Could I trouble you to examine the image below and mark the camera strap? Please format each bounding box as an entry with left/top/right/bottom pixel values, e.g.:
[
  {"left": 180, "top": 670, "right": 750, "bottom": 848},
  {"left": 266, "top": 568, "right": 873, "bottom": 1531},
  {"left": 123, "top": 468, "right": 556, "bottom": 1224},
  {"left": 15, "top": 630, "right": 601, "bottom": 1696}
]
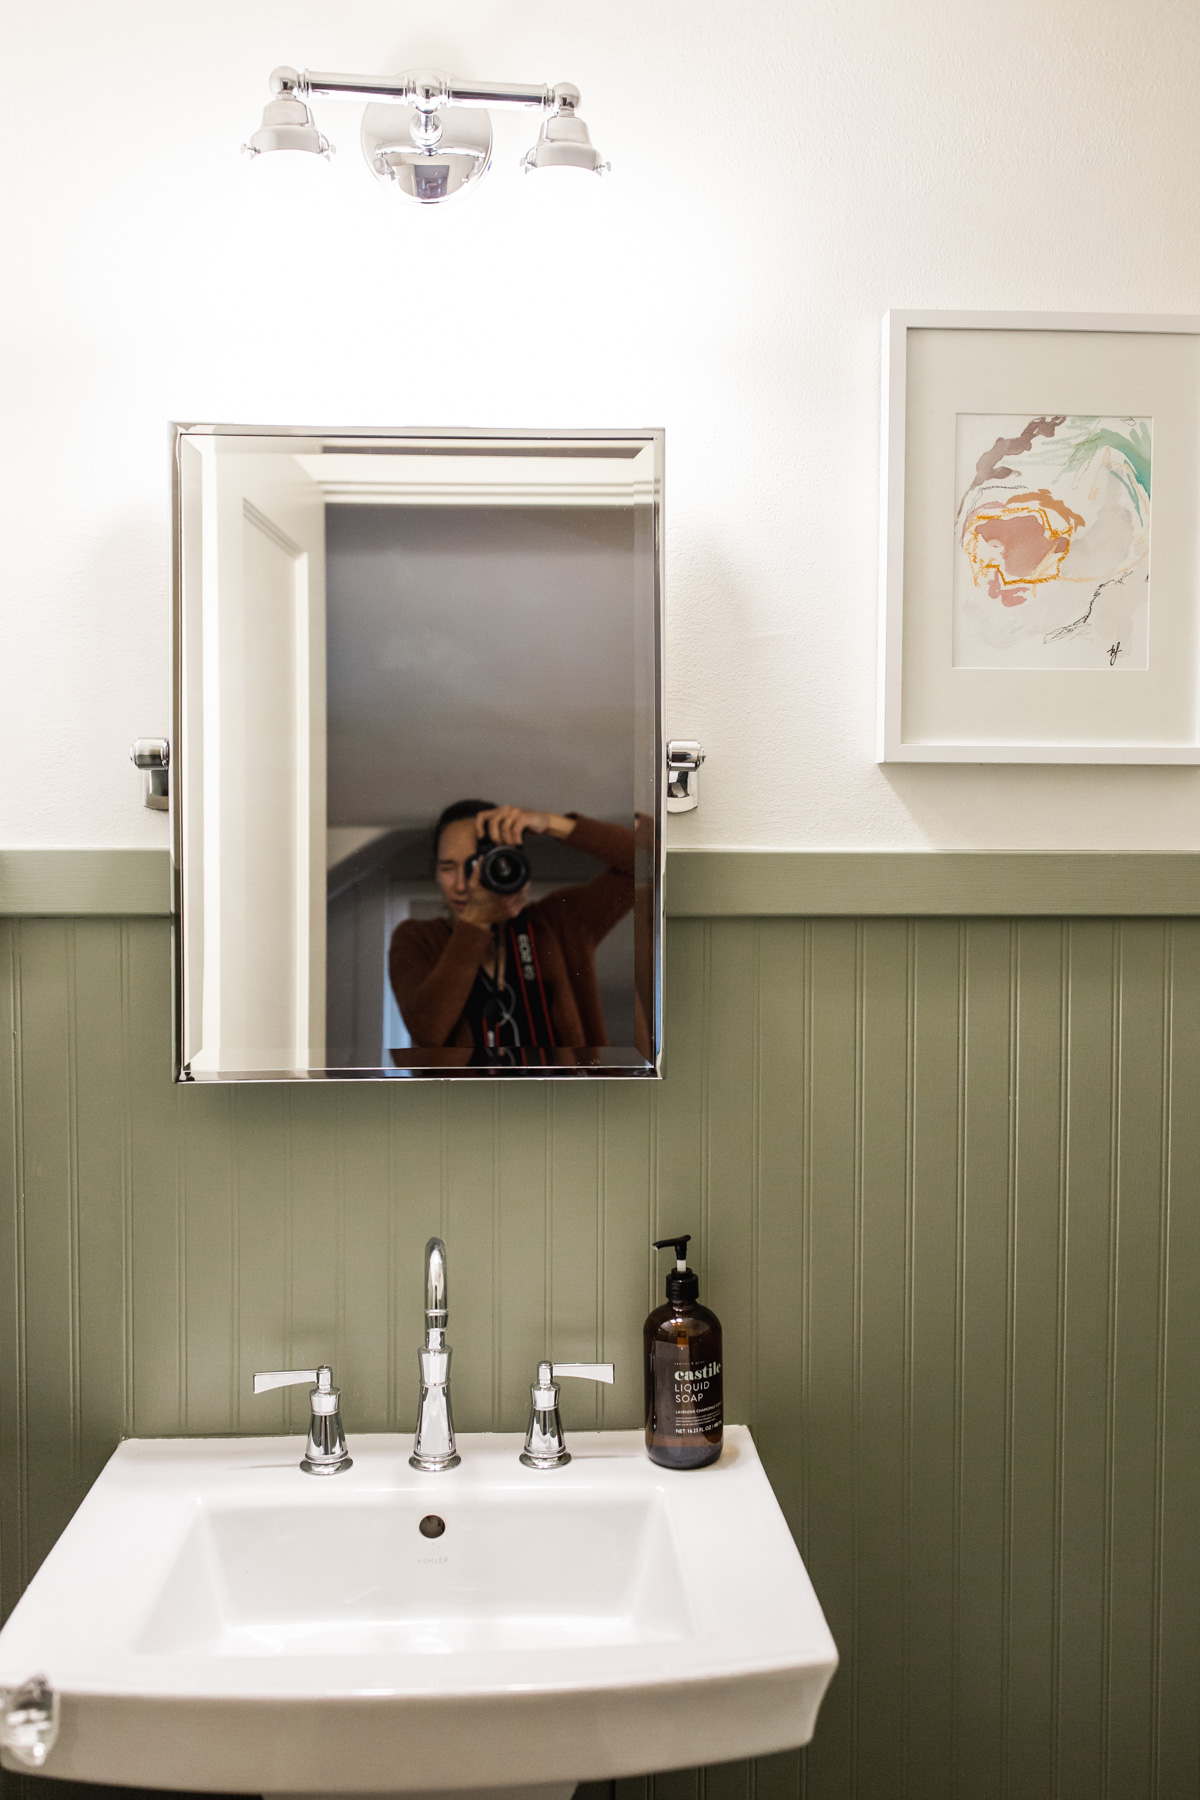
[
  {"left": 505, "top": 913, "right": 556, "bottom": 1051},
  {"left": 472, "top": 912, "right": 556, "bottom": 1059}
]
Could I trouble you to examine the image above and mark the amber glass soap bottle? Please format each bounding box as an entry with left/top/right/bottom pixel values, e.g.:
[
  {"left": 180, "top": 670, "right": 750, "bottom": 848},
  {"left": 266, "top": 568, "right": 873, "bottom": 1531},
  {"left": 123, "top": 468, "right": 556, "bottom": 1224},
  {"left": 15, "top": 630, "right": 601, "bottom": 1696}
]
[{"left": 644, "top": 1233, "right": 723, "bottom": 1469}]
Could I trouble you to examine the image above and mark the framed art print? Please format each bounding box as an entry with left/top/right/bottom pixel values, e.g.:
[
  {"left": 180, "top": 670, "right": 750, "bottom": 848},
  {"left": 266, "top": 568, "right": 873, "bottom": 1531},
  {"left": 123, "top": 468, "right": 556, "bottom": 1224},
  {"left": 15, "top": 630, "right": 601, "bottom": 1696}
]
[{"left": 878, "top": 310, "right": 1200, "bottom": 762}]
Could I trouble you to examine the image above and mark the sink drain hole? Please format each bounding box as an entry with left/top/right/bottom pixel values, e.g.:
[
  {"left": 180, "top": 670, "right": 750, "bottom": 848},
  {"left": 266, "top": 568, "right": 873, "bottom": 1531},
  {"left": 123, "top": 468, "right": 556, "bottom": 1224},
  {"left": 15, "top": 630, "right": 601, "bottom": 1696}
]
[{"left": 418, "top": 1514, "right": 446, "bottom": 1538}]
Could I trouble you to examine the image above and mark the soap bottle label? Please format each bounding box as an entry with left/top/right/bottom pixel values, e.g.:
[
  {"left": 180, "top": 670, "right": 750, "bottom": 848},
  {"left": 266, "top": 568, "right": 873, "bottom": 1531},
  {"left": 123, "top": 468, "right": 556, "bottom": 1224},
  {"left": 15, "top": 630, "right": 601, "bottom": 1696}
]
[{"left": 664, "top": 1349, "right": 722, "bottom": 1438}]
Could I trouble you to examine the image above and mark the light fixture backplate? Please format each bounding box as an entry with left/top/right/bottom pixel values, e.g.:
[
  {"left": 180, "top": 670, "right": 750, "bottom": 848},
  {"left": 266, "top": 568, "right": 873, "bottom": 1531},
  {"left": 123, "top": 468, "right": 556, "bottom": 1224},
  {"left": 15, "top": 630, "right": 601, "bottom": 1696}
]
[{"left": 360, "top": 102, "right": 493, "bottom": 203}]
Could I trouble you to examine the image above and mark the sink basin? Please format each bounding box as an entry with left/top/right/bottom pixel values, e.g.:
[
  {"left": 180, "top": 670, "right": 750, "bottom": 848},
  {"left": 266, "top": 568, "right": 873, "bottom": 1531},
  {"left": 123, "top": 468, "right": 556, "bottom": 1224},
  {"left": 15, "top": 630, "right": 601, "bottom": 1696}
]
[
  {"left": 0, "top": 1427, "right": 836, "bottom": 1796},
  {"left": 140, "top": 1490, "right": 692, "bottom": 1661}
]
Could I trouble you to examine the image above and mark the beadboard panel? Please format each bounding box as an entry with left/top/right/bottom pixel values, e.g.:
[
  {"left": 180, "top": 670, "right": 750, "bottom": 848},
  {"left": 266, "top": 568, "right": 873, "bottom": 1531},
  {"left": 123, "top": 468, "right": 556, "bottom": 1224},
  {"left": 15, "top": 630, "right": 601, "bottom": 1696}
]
[{"left": 3, "top": 916, "right": 1200, "bottom": 1800}]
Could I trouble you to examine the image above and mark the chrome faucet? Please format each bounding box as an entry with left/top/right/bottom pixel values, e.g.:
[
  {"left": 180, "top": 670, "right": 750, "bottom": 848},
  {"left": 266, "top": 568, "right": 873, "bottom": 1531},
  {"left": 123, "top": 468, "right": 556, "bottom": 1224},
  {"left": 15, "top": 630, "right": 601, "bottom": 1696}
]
[
  {"left": 252, "top": 1363, "right": 352, "bottom": 1475},
  {"left": 520, "top": 1361, "right": 615, "bottom": 1469},
  {"left": 410, "top": 1237, "right": 460, "bottom": 1471}
]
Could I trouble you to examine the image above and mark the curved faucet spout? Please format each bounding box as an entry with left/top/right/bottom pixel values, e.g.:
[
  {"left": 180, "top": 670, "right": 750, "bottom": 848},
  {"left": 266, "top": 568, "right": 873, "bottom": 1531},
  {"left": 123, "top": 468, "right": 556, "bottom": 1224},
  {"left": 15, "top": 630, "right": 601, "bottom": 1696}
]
[
  {"left": 411, "top": 1237, "right": 460, "bottom": 1472},
  {"left": 424, "top": 1237, "right": 448, "bottom": 1331}
]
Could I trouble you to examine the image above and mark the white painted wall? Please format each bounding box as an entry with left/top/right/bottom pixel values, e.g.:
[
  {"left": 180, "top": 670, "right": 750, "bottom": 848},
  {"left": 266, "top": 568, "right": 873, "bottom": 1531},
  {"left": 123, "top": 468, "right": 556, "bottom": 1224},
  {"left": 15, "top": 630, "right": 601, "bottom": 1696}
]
[{"left": 6, "top": 0, "right": 1200, "bottom": 851}]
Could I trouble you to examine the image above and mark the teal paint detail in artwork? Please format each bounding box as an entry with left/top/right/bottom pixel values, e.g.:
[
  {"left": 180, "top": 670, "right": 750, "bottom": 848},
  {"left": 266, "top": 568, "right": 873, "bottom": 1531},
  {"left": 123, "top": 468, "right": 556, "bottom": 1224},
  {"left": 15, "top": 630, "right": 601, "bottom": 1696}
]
[{"left": 1061, "top": 418, "right": 1152, "bottom": 510}]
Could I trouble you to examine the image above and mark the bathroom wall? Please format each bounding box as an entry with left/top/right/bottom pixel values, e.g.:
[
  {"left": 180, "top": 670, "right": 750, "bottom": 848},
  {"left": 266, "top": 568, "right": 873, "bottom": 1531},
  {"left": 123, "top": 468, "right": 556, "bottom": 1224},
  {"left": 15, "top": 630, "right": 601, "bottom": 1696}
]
[
  {"left": 7, "top": 5, "right": 1200, "bottom": 1800},
  {"left": 6, "top": 0, "right": 1200, "bottom": 851},
  {"left": 4, "top": 904, "right": 1200, "bottom": 1800}
]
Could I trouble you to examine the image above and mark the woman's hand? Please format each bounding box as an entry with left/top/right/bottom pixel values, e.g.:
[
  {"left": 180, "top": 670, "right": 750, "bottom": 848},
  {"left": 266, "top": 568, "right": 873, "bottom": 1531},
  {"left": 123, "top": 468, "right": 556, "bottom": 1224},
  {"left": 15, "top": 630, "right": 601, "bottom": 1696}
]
[{"left": 475, "top": 805, "right": 576, "bottom": 845}]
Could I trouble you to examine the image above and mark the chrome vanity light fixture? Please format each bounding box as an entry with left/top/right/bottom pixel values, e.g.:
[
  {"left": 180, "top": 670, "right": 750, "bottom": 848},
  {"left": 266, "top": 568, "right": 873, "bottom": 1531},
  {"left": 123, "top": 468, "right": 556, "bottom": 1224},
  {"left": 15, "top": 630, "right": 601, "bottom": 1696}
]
[{"left": 243, "top": 64, "right": 609, "bottom": 203}]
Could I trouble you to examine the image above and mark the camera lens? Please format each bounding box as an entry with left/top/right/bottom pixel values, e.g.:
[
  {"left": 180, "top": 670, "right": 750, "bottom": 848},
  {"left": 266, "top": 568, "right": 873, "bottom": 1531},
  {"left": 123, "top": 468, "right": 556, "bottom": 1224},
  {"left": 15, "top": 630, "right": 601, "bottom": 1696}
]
[{"left": 477, "top": 840, "right": 531, "bottom": 896}]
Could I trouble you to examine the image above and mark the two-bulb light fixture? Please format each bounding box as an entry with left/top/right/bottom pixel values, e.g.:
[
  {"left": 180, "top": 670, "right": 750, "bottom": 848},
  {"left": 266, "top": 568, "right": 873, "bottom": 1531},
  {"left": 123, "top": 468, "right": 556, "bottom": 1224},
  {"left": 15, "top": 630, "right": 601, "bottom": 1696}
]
[{"left": 244, "top": 63, "right": 610, "bottom": 204}]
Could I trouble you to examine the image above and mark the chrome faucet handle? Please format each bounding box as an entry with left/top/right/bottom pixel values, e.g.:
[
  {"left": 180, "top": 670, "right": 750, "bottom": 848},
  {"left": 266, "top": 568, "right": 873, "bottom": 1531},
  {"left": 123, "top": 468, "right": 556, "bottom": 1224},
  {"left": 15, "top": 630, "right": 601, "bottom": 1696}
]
[
  {"left": 252, "top": 1363, "right": 353, "bottom": 1477},
  {"left": 520, "top": 1359, "right": 615, "bottom": 1470},
  {"left": 552, "top": 1362, "right": 615, "bottom": 1385},
  {"left": 253, "top": 1366, "right": 322, "bottom": 1394}
]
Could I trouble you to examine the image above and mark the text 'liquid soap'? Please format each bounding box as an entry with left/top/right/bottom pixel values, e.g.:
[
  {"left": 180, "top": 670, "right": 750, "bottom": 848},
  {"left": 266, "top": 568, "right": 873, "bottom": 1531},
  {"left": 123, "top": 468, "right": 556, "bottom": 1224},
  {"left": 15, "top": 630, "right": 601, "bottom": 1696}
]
[{"left": 644, "top": 1233, "right": 723, "bottom": 1469}]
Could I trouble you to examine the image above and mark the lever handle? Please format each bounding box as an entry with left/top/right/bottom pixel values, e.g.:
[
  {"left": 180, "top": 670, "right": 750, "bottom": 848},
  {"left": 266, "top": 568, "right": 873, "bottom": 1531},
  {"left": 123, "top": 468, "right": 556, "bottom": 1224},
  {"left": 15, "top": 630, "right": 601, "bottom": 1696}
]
[
  {"left": 251, "top": 1368, "right": 338, "bottom": 1411},
  {"left": 523, "top": 1360, "right": 615, "bottom": 1470},
  {"left": 551, "top": 1362, "right": 615, "bottom": 1384},
  {"left": 251, "top": 1360, "right": 345, "bottom": 1447},
  {"left": 253, "top": 1364, "right": 333, "bottom": 1399}
]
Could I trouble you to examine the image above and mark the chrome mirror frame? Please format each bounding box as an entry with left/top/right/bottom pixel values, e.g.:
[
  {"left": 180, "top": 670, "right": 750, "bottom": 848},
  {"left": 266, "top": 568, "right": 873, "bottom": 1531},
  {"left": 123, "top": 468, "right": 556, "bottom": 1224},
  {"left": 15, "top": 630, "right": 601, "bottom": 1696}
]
[{"left": 170, "top": 423, "right": 664, "bottom": 1083}]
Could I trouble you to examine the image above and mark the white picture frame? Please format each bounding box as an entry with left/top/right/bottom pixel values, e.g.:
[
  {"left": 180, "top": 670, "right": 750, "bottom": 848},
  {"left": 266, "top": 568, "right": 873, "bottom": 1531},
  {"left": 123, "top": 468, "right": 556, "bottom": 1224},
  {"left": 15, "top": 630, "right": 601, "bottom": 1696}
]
[{"left": 878, "top": 309, "right": 1200, "bottom": 763}]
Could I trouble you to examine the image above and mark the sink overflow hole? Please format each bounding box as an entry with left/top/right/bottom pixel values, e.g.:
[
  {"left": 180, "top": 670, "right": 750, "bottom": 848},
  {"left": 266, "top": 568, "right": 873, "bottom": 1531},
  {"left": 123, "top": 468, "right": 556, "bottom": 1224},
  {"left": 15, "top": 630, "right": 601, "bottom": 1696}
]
[{"left": 419, "top": 1514, "right": 446, "bottom": 1538}]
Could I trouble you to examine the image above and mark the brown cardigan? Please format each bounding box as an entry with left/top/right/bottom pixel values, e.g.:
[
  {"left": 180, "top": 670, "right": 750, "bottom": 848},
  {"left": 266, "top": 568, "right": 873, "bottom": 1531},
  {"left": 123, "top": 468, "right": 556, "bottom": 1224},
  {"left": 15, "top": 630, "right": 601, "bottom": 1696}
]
[{"left": 388, "top": 816, "right": 638, "bottom": 1051}]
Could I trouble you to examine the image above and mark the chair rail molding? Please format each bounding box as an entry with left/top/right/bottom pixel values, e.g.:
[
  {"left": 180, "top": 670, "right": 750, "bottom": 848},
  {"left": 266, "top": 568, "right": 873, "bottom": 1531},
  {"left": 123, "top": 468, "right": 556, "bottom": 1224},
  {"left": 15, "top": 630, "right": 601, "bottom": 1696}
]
[{"left": 4, "top": 847, "right": 1198, "bottom": 919}]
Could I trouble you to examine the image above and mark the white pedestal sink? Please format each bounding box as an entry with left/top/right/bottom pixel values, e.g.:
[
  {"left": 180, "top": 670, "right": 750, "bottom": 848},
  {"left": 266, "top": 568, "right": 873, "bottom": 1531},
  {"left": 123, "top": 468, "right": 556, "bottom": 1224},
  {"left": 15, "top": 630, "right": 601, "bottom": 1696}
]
[{"left": 0, "top": 1428, "right": 836, "bottom": 1796}]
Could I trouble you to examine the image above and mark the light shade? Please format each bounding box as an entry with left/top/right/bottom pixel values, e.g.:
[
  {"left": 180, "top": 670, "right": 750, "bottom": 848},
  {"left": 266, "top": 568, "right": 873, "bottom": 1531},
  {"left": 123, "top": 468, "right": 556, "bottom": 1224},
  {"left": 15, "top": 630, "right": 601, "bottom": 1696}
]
[
  {"left": 244, "top": 94, "right": 331, "bottom": 158},
  {"left": 521, "top": 95, "right": 609, "bottom": 175}
]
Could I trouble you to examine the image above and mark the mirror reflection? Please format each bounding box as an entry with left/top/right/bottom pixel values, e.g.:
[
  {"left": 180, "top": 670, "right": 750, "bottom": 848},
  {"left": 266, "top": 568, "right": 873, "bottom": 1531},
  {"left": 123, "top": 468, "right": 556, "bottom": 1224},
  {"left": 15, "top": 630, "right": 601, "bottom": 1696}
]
[{"left": 174, "top": 429, "right": 662, "bottom": 1080}]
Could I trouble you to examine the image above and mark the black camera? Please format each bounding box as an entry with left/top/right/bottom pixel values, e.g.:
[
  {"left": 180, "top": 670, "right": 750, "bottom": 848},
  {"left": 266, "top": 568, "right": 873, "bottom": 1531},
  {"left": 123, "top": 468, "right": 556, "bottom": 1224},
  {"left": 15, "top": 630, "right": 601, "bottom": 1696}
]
[{"left": 465, "top": 833, "right": 531, "bottom": 897}]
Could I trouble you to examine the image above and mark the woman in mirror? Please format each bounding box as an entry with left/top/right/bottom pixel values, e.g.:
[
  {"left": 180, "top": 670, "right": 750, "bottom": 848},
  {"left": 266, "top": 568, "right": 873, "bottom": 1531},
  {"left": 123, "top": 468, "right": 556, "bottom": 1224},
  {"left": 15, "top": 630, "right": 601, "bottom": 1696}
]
[{"left": 389, "top": 801, "right": 647, "bottom": 1064}]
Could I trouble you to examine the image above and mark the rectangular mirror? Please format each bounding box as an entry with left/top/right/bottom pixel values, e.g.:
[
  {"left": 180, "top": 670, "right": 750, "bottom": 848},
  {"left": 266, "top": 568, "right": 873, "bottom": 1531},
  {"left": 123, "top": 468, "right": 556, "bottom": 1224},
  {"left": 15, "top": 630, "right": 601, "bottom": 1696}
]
[{"left": 172, "top": 426, "right": 663, "bottom": 1081}]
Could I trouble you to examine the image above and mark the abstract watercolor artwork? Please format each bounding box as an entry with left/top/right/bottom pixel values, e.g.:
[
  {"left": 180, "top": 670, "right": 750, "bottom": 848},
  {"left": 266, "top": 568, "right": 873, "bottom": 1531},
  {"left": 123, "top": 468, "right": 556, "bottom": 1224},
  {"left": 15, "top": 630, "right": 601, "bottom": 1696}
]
[
  {"left": 881, "top": 312, "right": 1200, "bottom": 762},
  {"left": 953, "top": 413, "right": 1152, "bottom": 670}
]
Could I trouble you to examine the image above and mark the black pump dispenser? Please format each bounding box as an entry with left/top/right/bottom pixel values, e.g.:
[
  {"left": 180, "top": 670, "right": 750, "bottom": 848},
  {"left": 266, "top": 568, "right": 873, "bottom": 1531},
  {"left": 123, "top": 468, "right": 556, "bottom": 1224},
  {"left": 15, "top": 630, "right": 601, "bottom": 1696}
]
[
  {"left": 644, "top": 1233, "right": 723, "bottom": 1469},
  {"left": 653, "top": 1234, "right": 700, "bottom": 1305}
]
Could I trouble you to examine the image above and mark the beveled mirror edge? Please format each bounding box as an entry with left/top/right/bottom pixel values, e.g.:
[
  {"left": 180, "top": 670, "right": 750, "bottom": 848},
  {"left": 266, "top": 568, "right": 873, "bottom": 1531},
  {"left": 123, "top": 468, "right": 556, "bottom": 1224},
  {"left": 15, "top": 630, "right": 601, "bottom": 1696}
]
[{"left": 168, "top": 422, "right": 666, "bottom": 1084}]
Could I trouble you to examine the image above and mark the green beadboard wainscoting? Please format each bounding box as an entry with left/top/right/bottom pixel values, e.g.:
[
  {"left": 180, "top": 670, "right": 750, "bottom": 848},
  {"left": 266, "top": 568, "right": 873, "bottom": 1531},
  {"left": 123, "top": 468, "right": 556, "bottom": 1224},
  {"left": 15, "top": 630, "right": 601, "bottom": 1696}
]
[{"left": 4, "top": 885, "right": 1200, "bottom": 1800}]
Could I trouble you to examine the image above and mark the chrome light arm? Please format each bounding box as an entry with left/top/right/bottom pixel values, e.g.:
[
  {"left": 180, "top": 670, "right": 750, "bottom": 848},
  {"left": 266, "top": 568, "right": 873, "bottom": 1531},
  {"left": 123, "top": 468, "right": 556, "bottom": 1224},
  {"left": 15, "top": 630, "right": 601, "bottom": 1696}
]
[
  {"left": 252, "top": 1364, "right": 352, "bottom": 1476},
  {"left": 410, "top": 1238, "right": 460, "bottom": 1472},
  {"left": 299, "top": 69, "right": 555, "bottom": 110},
  {"left": 521, "top": 1360, "right": 615, "bottom": 1470}
]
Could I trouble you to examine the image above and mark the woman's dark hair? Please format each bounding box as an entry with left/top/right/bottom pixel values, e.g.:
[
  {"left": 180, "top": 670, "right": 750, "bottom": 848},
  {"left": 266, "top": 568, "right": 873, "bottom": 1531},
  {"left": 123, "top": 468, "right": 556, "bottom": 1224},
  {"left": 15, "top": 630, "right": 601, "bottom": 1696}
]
[{"left": 432, "top": 799, "right": 495, "bottom": 865}]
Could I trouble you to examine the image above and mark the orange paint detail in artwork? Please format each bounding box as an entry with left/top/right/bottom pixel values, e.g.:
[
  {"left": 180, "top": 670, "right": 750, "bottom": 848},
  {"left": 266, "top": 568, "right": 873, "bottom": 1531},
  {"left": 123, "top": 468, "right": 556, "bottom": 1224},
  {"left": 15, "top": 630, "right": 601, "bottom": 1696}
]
[{"left": 962, "top": 488, "right": 1086, "bottom": 596}]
